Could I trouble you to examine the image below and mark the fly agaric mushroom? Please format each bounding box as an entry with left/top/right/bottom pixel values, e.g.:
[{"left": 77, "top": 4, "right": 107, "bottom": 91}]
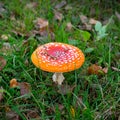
[{"left": 31, "top": 42, "right": 85, "bottom": 85}]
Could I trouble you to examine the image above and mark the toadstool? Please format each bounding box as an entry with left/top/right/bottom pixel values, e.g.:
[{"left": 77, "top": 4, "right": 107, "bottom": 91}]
[{"left": 31, "top": 42, "right": 85, "bottom": 85}]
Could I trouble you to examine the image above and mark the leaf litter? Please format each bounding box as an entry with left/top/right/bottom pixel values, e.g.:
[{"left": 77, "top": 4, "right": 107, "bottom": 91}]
[
  {"left": 33, "top": 18, "right": 55, "bottom": 40},
  {"left": 87, "top": 64, "right": 108, "bottom": 76},
  {"left": 10, "top": 78, "right": 31, "bottom": 96}
]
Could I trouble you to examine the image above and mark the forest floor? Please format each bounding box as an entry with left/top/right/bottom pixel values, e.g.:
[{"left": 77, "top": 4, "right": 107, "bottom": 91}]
[{"left": 0, "top": 0, "right": 120, "bottom": 120}]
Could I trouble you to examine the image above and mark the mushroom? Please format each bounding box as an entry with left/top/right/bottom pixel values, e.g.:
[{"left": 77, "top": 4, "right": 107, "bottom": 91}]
[{"left": 31, "top": 42, "right": 85, "bottom": 85}]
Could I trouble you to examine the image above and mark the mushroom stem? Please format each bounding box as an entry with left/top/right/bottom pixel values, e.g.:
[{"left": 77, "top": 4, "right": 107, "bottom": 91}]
[{"left": 52, "top": 72, "right": 65, "bottom": 85}]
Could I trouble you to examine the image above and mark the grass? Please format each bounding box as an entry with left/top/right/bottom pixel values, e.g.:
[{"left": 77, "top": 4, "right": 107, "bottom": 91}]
[{"left": 0, "top": 0, "right": 120, "bottom": 120}]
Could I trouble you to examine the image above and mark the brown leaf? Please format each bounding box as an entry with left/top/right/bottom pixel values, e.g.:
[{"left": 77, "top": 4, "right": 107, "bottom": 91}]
[
  {"left": 34, "top": 18, "right": 48, "bottom": 30},
  {"left": 58, "top": 84, "right": 76, "bottom": 95},
  {"left": 89, "top": 18, "right": 98, "bottom": 25},
  {"left": 66, "top": 22, "right": 73, "bottom": 31},
  {"left": 0, "top": 86, "right": 4, "bottom": 102},
  {"left": 0, "top": 56, "right": 6, "bottom": 71},
  {"left": 79, "top": 15, "right": 92, "bottom": 30},
  {"left": 19, "top": 82, "right": 31, "bottom": 95},
  {"left": 10, "top": 78, "right": 18, "bottom": 88},
  {"left": 80, "top": 15, "right": 88, "bottom": 24},
  {"left": 25, "top": 2, "right": 38, "bottom": 9},
  {"left": 39, "top": 28, "right": 55, "bottom": 40},
  {"left": 54, "top": 11, "right": 63, "bottom": 21},
  {"left": 55, "top": 0, "right": 67, "bottom": 9},
  {"left": 6, "top": 111, "right": 20, "bottom": 120},
  {"left": 87, "top": 64, "right": 107, "bottom": 75},
  {"left": 33, "top": 18, "right": 55, "bottom": 40},
  {"left": 26, "top": 109, "right": 40, "bottom": 119}
]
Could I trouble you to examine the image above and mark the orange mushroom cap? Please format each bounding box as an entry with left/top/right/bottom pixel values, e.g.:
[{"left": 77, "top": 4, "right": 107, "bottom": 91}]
[{"left": 31, "top": 42, "right": 85, "bottom": 72}]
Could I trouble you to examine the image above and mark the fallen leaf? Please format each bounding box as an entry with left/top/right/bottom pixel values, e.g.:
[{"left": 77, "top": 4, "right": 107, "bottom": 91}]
[
  {"left": 89, "top": 18, "right": 98, "bottom": 25},
  {"left": 19, "top": 82, "right": 31, "bottom": 95},
  {"left": 25, "top": 2, "right": 38, "bottom": 9},
  {"left": 34, "top": 18, "right": 55, "bottom": 40},
  {"left": 80, "top": 15, "right": 88, "bottom": 24},
  {"left": 66, "top": 22, "right": 73, "bottom": 31},
  {"left": 58, "top": 84, "right": 76, "bottom": 95},
  {"left": 55, "top": 0, "right": 67, "bottom": 9},
  {"left": 10, "top": 78, "right": 18, "bottom": 88},
  {"left": 79, "top": 15, "right": 92, "bottom": 30},
  {"left": 54, "top": 11, "right": 63, "bottom": 21},
  {"left": 26, "top": 109, "right": 40, "bottom": 119},
  {"left": 84, "top": 23, "right": 92, "bottom": 30},
  {"left": 87, "top": 64, "right": 107, "bottom": 75},
  {"left": 6, "top": 110, "right": 20, "bottom": 120},
  {"left": 0, "top": 86, "right": 4, "bottom": 102},
  {"left": 34, "top": 18, "right": 48, "bottom": 30},
  {"left": 0, "top": 56, "right": 6, "bottom": 71}
]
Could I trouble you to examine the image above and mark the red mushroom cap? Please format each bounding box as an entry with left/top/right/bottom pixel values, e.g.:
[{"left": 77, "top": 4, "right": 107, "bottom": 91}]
[{"left": 31, "top": 42, "right": 85, "bottom": 72}]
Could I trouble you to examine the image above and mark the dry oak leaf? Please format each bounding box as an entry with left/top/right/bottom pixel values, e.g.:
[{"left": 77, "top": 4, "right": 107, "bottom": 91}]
[
  {"left": 0, "top": 56, "right": 6, "bottom": 71},
  {"left": 88, "top": 64, "right": 108, "bottom": 75}
]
